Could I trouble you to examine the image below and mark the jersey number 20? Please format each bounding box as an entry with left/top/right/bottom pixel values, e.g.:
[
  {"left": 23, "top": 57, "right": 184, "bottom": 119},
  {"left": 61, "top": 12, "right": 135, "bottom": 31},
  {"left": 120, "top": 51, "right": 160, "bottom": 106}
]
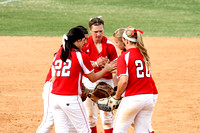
[
  {"left": 135, "top": 60, "right": 150, "bottom": 78},
  {"left": 54, "top": 59, "right": 72, "bottom": 77}
]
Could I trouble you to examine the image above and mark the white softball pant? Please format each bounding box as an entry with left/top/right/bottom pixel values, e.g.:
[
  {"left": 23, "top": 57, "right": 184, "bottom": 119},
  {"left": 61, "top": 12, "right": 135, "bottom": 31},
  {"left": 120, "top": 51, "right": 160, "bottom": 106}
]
[
  {"left": 148, "top": 94, "right": 158, "bottom": 132},
  {"left": 113, "top": 94, "right": 154, "bottom": 133},
  {"left": 82, "top": 77, "right": 114, "bottom": 129},
  {"left": 50, "top": 94, "right": 91, "bottom": 133},
  {"left": 36, "top": 81, "right": 54, "bottom": 133}
]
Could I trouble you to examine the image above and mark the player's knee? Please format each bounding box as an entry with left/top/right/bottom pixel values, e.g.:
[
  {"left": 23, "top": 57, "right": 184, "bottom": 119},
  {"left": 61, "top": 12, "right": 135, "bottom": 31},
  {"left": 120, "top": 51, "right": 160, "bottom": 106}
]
[
  {"left": 103, "top": 122, "right": 113, "bottom": 129},
  {"left": 89, "top": 121, "right": 96, "bottom": 128},
  {"left": 88, "top": 117, "right": 97, "bottom": 127}
]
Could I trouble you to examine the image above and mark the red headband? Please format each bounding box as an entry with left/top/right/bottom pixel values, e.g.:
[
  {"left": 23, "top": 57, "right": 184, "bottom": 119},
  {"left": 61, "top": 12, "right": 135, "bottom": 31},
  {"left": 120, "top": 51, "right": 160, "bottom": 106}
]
[{"left": 132, "top": 29, "right": 144, "bottom": 35}]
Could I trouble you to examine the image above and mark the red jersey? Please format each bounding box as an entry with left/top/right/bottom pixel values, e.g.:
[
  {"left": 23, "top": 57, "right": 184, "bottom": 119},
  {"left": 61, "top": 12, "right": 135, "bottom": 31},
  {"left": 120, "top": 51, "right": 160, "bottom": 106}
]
[
  {"left": 121, "top": 49, "right": 127, "bottom": 55},
  {"left": 117, "top": 48, "right": 155, "bottom": 97},
  {"left": 51, "top": 47, "right": 94, "bottom": 95},
  {"left": 82, "top": 36, "right": 118, "bottom": 79}
]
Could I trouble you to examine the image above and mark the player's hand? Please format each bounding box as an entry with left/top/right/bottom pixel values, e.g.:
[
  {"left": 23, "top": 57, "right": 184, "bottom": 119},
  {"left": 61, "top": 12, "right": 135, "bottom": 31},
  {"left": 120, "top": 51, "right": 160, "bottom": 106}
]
[
  {"left": 111, "top": 69, "right": 117, "bottom": 74},
  {"left": 96, "top": 56, "right": 109, "bottom": 68},
  {"left": 104, "top": 61, "right": 117, "bottom": 73},
  {"left": 110, "top": 60, "right": 117, "bottom": 73}
]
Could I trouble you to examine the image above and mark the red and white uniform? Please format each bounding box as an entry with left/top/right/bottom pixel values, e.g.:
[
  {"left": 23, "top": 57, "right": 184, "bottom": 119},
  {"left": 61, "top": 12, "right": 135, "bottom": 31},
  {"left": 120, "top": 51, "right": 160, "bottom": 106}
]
[
  {"left": 120, "top": 48, "right": 158, "bottom": 132},
  {"left": 82, "top": 36, "right": 118, "bottom": 131},
  {"left": 50, "top": 47, "right": 93, "bottom": 133},
  {"left": 113, "top": 48, "right": 155, "bottom": 133},
  {"left": 82, "top": 36, "right": 118, "bottom": 79}
]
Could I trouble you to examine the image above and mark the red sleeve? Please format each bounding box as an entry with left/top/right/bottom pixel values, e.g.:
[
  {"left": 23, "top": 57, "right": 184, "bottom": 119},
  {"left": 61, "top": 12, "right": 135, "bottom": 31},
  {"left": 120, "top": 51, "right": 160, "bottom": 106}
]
[
  {"left": 81, "top": 52, "right": 94, "bottom": 74},
  {"left": 107, "top": 43, "right": 118, "bottom": 62}
]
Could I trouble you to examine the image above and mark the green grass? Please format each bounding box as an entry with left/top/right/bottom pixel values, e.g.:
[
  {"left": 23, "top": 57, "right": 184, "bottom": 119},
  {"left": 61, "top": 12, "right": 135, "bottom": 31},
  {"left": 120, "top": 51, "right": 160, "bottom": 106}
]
[{"left": 0, "top": 0, "right": 199, "bottom": 37}]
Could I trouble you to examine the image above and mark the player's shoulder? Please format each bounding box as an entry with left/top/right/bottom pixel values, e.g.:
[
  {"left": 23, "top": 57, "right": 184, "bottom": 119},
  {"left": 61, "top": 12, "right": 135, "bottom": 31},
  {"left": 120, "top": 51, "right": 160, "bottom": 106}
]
[
  {"left": 130, "top": 48, "right": 143, "bottom": 58},
  {"left": 118, "top": 51, "right": 126, "bottom": 59},
  {"left": 107, "top": 39, "right": 114, "bottom": 45},
  {"left": 105, "top": 39, "right": 117, "bottom": 52},
  {"left": 106, "top": 39, "right": 116, "bottom": 47},
  {"left": 54, "top": 47, "right": 63, "bottom": 60},
  {"left": 102, "top": 36, "right": 114, "bottom": 46},
  {"left": 55, "top": 47, "right": 63, "bottom": 56},
  {"left": 78, "top": 50, "right": 90, "bottom": 59},
  {"left": 118, "top": 50, "right": 131, "bottom": 62}
]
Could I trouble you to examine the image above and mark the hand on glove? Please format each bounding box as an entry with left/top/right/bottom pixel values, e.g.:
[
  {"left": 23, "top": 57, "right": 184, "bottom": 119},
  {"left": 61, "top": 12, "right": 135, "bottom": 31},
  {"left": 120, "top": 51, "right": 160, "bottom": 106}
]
[{"left": 97, "top": 96, "right": 121, "bottom": 112}]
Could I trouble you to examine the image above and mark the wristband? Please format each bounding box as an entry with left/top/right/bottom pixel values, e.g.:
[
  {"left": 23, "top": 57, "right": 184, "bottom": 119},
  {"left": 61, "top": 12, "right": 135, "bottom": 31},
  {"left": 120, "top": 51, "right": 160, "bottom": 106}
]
[{"left": 95, "top": 62, "right": 99, "bottom": 68}]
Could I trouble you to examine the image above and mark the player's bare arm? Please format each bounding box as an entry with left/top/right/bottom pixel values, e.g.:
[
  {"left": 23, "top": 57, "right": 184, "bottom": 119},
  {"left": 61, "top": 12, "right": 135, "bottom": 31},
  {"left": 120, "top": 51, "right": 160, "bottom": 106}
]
[
  {"left": 92, "top": 56, "right": 109, "bottom": 68},
  {"left": 86, "top": 61, "right": 117, "bottom": 82}
]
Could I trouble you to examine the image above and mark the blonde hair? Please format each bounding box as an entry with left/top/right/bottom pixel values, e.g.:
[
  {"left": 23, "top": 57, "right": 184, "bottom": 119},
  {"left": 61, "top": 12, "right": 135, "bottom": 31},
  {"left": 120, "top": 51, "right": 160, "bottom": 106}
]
[
  {"left": 124, "top": 26, "right": 151, "bottom": 69},
  {"left": 113, "top": 28, "right": 125, "bottom": 41}
]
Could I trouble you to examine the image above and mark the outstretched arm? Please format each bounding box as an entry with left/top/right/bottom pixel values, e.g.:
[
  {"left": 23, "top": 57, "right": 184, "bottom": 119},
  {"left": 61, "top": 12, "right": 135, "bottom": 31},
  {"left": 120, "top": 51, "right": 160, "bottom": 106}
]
[{"left": 86, "top": 61, "right": 117, "bottom": 82}]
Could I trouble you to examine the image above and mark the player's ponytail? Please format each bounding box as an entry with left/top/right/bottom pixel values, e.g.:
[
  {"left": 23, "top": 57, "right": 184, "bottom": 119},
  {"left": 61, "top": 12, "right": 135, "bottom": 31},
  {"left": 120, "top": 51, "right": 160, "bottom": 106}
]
[
  {"left": 124, "top": 26, "right": 151, "bottom": 69},
  {"left": 61, "top": 27, "right": 85, "bottom": 62}
]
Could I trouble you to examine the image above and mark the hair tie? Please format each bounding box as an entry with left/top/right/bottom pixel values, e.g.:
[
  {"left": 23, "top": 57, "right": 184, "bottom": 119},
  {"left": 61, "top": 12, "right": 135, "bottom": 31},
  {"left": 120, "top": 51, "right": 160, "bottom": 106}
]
[
  {"left": 62, "top": 34, "right": 68, "bottom": 51},
  {"left": 89, "top": 17, "right": 93, "bottom": 21},
  {"left": 132, "top": 29, "right": 144, "bottom": 35},
  {"left": 132, "top": 29, "right": 137, "bottom": 36},
  {"left": 137, "top": 30, "right": 144, "bottom": 34}
]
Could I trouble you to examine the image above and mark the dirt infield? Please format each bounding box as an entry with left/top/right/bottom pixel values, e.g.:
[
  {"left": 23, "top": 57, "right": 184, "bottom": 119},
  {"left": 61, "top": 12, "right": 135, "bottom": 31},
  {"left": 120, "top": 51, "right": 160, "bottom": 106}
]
[{"left": 0, "top": 36, "right": 199, "bottom": 133}]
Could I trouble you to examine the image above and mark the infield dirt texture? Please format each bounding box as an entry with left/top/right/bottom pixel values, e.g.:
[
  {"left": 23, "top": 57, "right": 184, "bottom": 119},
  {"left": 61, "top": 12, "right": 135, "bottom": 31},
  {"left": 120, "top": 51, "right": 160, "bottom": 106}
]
[
  {"left": 1, "top": 0, "right": 200, "bottom": 132},
  {"left": 0, "top": 36, "right": 199, "bottom": 133}
]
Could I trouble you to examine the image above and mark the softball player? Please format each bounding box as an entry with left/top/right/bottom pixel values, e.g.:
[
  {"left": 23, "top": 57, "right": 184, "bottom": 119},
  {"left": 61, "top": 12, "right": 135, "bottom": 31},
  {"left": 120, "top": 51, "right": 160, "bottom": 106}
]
[
  {"left": 81, "top": 16, "right": 118, "bottom": 133},
  {"left": 113, "top": 28, "right": 158, "bottom": 133},
  {"left": 50, "top": 27, "right": 116, "bottom": 133},
  {"left": 112, "top": 26, "right": 156, "bottom": 133},
  {"left": 36, "top": 26, "right": 89, "bottom": 133}
]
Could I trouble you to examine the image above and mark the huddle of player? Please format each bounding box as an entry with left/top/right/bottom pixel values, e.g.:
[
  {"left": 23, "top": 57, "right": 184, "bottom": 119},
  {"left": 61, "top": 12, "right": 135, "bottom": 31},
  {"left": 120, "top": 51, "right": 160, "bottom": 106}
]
[{"left": 36, "top": 16, "right": 158, "bottom": 133}]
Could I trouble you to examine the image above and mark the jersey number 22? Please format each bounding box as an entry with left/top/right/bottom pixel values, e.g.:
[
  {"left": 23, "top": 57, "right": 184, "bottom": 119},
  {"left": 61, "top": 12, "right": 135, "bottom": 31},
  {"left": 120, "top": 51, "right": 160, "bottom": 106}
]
[{"left": 54, "top": 59, "right": 72, "bottom": 77}]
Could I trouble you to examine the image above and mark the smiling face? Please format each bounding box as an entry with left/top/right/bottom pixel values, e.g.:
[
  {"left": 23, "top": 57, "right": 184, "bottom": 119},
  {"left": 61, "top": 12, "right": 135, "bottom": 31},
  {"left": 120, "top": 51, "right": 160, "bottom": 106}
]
[{"left": 89, "top": 24, "right": 104, "bottom": 43}]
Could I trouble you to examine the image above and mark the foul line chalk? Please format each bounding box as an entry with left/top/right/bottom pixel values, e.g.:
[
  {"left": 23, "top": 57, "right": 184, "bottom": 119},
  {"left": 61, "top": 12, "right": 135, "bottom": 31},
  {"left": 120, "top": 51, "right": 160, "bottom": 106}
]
[{"left": 0, "top": 0, "right": 19, "bottom": 4}]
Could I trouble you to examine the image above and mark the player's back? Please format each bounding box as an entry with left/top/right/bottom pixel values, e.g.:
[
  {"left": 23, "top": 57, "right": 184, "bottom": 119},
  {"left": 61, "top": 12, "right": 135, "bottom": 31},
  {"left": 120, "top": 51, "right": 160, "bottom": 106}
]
[
  {"left": 51, "top": 49, "right": 90, "bottom": 95},
  {"left": 117, "top": 47, "right": 153, "bottom": 97}
]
